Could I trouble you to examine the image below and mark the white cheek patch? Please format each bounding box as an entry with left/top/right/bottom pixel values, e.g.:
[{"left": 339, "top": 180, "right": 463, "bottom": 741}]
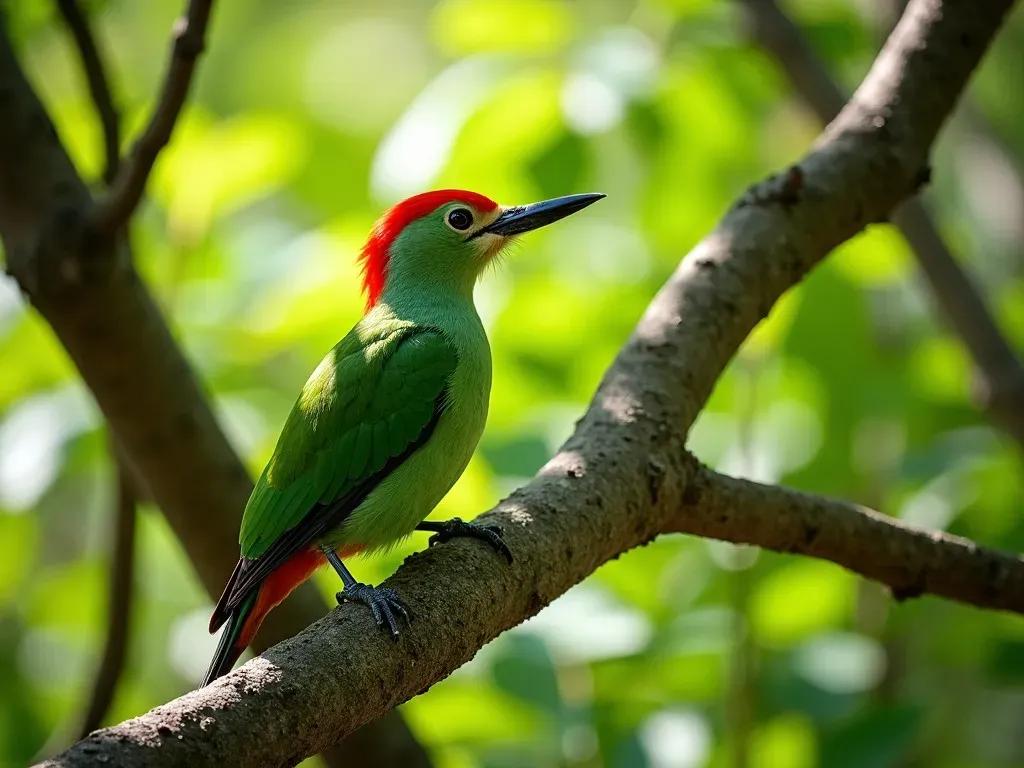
[{"left": 471, "top": 231, "right": 509, "bottom": 259}]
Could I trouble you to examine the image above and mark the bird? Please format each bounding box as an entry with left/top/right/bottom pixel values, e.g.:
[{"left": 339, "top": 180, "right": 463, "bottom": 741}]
[{"left": 201, "top": 189, "right": 604, "bottom": 686}]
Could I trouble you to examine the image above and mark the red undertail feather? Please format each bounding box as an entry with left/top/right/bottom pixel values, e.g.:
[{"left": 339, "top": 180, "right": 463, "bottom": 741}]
[
  {"left": 358, "top": 189, "right": 498, "bottom": 310},
  {"left": 203, "top": 544, "right": 369, "bottom": 686},
  {"left": 202, "top": 547, "right": 324, "bottom": 686},
  {"left": 236, "top": 548, "right": 325, "bottom": 650}
]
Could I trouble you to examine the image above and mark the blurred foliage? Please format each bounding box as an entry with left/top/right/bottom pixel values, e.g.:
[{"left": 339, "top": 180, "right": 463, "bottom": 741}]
[{"left": 1, "top": 0, "right": 1023, "bottom": 766}]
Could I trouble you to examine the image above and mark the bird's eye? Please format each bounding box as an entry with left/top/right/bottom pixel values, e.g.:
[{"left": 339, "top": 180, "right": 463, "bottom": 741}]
[{"left": 447, "top": 208, "right": 473, "bottom": 231}]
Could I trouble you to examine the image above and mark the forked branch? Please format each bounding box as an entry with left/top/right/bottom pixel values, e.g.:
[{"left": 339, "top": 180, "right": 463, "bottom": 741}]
[{"left": 90, "top": 0, "right": 214, "bottom": 231}]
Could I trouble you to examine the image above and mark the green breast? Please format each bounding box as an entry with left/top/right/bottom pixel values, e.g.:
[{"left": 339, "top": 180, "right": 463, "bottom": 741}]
[{"left": 324, "top": 293, "right": 492, "bottom": 551}]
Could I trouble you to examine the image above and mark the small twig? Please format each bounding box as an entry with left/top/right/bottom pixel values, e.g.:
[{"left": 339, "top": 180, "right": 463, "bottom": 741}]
[
  {"left": 78, "top": 451, "right": 138, "bottom": 738},
  {"left": 54, "top": 0, "right": 119, "bottom": 183},
  {"left": 738, "top": 0, "right": 845, "bottom": 119},
  {"left": 91, "top": 0, "right": 214, "bottom": 232},
  {"left": 737, "top": 0, "right": 1024, "bottom": 449},
  {"left": 28, "top": 450, "right": 137, "bottom": 762}
]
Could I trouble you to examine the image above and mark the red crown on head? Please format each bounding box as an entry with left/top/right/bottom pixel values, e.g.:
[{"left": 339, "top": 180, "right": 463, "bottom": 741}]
[{"left": 358, "top": 190, "right": 499, "bottom": 310}]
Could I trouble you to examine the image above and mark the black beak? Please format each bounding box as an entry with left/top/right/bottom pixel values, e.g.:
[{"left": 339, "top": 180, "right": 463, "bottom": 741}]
[{"left": 473, "top": 193, "right": 605, "bottom": 238}]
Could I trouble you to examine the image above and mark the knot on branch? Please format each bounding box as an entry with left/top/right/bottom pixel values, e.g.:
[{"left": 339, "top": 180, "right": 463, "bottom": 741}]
[
  {"left": 172, "top": 15, "right": 207, "bottom": 59},
  {"left": 889, "top": 579, "right": 927, "bottom": 602},
  {"left": 736, "top": 164, "right": 805, "bottom": 210},
  {"left": 26, "top": 202, "right": 126, "bottom": 296}
]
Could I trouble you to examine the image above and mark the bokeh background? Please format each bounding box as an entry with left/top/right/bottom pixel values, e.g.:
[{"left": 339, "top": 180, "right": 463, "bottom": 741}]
[{"left": 1, "top": 0, "right": 1023, "bottom": 766}]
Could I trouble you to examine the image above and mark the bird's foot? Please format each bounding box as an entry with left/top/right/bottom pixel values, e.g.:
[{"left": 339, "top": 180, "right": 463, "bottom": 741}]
[
  {"left": 336, "top": 583, "right": 410, "bottom": 642},
  {"left": 420, "top": 517, "right": 513, "bottom": 564}
]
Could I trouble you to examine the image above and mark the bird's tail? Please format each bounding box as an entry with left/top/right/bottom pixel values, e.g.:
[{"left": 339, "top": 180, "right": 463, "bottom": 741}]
[
  {"left": 201, "top": 549, "right": 326, "bottom": 687},
  {"left": 201, "top": 590, "right": 259, "bottom": 687}
]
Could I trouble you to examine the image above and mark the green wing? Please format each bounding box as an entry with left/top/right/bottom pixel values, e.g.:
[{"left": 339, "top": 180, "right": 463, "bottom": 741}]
[{"left": 212, "top": 321, "right": 457, "bottom": 624}]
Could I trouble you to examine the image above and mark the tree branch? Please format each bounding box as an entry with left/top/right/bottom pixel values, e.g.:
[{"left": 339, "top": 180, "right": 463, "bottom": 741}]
[
  {"left": 0, "top": 11, "right": 430, "bottom": 767},
  {"left": 35, "top": 0, "right": 1021, "bottom": 764},
  {"left": 737, "top": 0, "right": 1024, "bottom": 449},
  {"left": 90, "top": 0, "right": 213, "bottom": 231},
  {"left": 30, "top": 449, "right": 139, "bottom": 761},
  {"left": 54, "top": 0, "right": 119, "bottom": 184},
  {"left": 77, "top": 451, "right": 138, "bottom": 738},
  {"left": 678, "top": 465, "right": 1024, "bottom": 611}
]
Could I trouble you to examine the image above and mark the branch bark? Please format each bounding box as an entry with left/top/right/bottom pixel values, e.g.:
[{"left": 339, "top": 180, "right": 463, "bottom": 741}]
[
  {"left": 35, "top": 0, "right": 1022, "bottom": 765},
  {"left": 679, "top": 466, "right": 1024, "bottom": 610},
  {"left": 737, "top": 0, "right": 1024, "bottom": 449},
  {"left": 0, "top": 8, "right": 430, "bottom": 767}
]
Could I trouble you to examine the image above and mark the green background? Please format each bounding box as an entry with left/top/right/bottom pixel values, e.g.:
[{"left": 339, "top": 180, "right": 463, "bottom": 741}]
[{"left": 1, "top": 0, "right": 1022, "bottom": 766}]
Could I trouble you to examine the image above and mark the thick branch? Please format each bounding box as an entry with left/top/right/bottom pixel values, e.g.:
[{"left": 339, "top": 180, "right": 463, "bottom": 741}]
[
  {"left": 90, "top": 0, "right": 213, "bottom": 231},
  {"left": 36, "top": 1, "right": 1021, "bottom": 765},
  {"left": 677, "top": 465, "right": 1024, "bottom": 612},
  {"left": 738, "top": 0, "right": 1024, "bottom": 448},
  {"left": 54, "top": 0, "right": 119, "bottom": 183},
  {"left": 0, "top": 14, "right": 429, "bottom": 767}
]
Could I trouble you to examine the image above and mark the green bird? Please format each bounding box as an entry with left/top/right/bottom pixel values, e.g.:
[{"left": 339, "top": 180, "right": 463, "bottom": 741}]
[{"left": 203, "top": 189, "right": 604, "bottom": 685}]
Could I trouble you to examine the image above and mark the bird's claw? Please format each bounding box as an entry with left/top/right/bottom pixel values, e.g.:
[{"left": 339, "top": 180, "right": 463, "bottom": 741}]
[
  {"left": 427, "top": 517, "right": 513, "bottom": 564},
  {"left": 336, "top": 583, "right": 410, "bottom": 642}
]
